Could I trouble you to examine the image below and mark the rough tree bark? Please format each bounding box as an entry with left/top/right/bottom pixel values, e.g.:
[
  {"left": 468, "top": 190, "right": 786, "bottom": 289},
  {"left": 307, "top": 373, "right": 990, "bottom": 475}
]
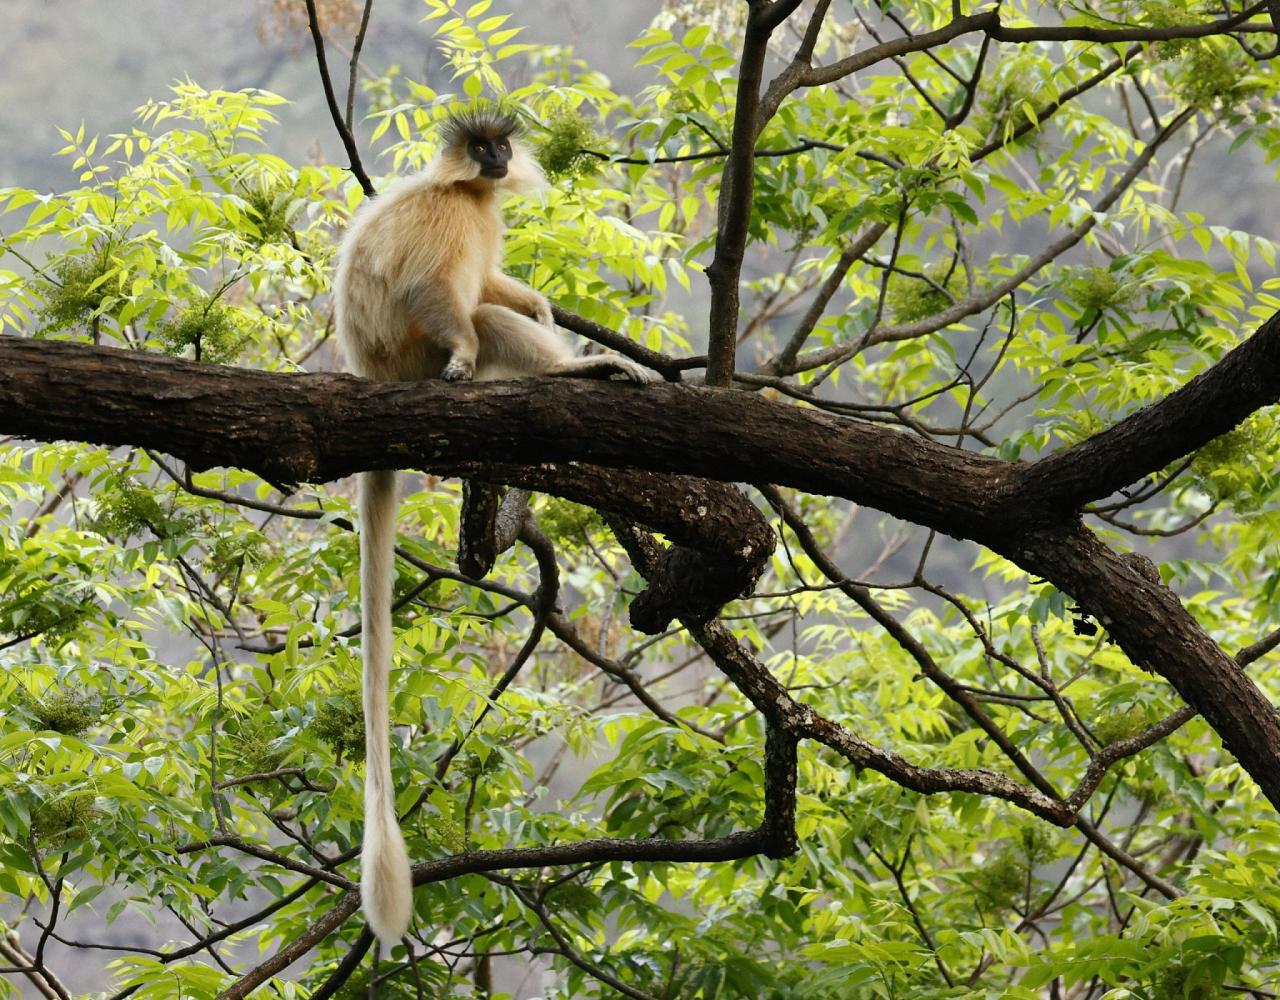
[{"left": 1, "top": 325, "right": 1279, "bottom": 809}]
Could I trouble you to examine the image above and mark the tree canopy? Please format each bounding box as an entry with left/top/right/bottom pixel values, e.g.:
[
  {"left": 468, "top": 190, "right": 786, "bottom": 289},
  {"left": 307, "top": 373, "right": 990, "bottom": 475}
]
[{"left": 2, "top": 0, "right": 1280, "bottom": 997}]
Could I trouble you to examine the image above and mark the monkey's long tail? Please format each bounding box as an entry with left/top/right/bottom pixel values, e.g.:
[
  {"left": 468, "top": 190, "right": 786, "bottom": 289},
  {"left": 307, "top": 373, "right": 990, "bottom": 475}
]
[{"left": 359, "top": 468, "right": 413, "bottom": 946}]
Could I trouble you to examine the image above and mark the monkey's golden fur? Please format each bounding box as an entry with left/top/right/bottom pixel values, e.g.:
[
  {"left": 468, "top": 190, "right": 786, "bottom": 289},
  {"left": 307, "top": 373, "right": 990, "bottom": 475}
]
[
  {"left": 335, "top": 107, "right": 652, "bottom": 947},
  {"left": 336, "top": 119, "right": 559, "bottom": 382}
]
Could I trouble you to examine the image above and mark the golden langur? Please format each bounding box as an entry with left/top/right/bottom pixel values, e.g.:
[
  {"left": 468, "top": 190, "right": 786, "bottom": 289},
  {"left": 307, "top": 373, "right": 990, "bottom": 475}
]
[{"left": 334, "top": 106, "right": 653, "bottom": 946}]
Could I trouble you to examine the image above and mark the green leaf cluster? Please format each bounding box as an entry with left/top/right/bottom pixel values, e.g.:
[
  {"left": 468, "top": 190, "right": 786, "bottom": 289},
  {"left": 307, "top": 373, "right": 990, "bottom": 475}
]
[{"left": 1, "top": 0, "right": 1280, "bottom": 996}]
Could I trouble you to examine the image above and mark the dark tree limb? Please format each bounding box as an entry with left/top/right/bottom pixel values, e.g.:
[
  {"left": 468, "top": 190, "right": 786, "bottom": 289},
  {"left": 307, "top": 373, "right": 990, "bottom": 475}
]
[
  {"left": 1019, "top": 310, "right": 1280, "bottom": 513},
  {"left": 704, "top": 6, "right": 777, "bottom": 386},
  {"left": 457, "top": 482, "right": 529, "bottom": 578},
  {"left": 0, "top": 338, "right": 1007, "bottom": 533},
  {"left": 1011, "top": 526, "right": 1280, "bottom": 824},
  {"left": 551, "top": 306, "right": 697, "bottom": 382},
  {"left": 3, "top": 331, "right": 1280, "bottom": 810},
  {"left": 213, "top": 893, "right": 361, "bottom": 1000},
  {"left": 461, "top": 463, "right": 775, "bottom": 632},
  {"left": 308, "top": 928, "right": 375, "bottom": 1000},
  {"left": 3, "top": 329, "right": 1278, "bottom": 545}
]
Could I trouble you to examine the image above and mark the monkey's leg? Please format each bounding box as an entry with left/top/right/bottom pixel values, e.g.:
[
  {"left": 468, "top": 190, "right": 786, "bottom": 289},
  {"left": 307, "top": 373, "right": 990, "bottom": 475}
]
[
  {"left": 473, "top": 304, "right": 656, "bottom": 382},
  {"left": 406, "top": 290, "right": 479, "bottom": 381},
  {"left": 473, "top": 304, "right": 572, "bottom": 378}
]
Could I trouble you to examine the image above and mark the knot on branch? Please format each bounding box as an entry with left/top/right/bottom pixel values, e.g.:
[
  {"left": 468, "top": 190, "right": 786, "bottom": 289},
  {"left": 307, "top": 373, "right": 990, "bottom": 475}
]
[
  {"left": 602, "top": 487, "right": 775, "bottom": 635},
  {"left": 453, "top": 463, "right": 774, "bottom": 633},
  {"left": 625, "top": 518, "right": 774, "bottom": 634}
]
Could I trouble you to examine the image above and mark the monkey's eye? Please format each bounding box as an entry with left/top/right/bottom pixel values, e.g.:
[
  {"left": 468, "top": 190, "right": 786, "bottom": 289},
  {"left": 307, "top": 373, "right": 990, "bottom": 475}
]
[
  {"left": 497, "top": 140, "right": 509, "bottom": 152},
  {"left": 473, "top": 143, "right": 485, "bottom": 154}
]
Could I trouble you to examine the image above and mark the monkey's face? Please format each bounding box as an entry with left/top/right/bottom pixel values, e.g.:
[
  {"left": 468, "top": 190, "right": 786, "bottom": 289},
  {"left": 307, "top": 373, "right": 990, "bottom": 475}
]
[
  {"left": 435, "top": 108, "right": 544, "bottom": 192},
  {"left": 467, "top": 134, "right": 514, "bottom": 179}
]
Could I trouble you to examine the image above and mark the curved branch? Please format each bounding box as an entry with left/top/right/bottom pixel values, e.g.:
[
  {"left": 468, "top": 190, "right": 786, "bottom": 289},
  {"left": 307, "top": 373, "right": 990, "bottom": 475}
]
[
  {"left": 550, "top": 305, "right": 695, "bottom": 380},
  {"left": 1020, "top": 310, "right": 1280, "bottom": 512},
  {"left": 213, "top": 893, "right": 360, "bottom": 1000}
]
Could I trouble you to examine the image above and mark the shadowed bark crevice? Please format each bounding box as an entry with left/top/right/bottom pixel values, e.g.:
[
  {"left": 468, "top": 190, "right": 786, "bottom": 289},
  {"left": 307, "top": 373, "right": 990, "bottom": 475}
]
[{"left": 458, "top": 464, "right": 775, "bottom": 633}]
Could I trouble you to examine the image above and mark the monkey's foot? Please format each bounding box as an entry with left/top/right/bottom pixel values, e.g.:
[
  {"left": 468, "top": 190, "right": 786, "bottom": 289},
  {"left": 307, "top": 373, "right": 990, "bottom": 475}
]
[
  {"left": 607, "top": 358, "right": 660, "bottom": 383},
  {"left": 441, "top": 358, "right": 475, "bottom": 381}
]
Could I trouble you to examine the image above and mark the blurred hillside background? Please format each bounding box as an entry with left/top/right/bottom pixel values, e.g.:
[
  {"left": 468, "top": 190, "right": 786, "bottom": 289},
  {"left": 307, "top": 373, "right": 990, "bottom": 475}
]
[{"left": 0, "top": 0, "right": 653, "bottom": 192}]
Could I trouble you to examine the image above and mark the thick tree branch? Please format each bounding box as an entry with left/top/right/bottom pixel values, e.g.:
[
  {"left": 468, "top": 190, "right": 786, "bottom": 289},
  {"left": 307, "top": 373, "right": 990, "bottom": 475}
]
[
  {"left": 1019, "top": 310, "right": 1280, "bottom": 512},
  {"left": 4, "top": 329, "right": 1280, "bottom": 541},
  {"left": 4, "top": 332, "right": 1280, "bottom": 811},
  {"left": 0, "top": 339, "right": 1009, "bottom": 535}
]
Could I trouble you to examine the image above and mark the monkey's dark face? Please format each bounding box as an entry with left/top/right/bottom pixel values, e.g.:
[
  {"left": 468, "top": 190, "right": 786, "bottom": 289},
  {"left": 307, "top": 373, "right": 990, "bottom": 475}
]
[
  {"left": 467, "top": 133, "right": 514, "bottom": 178},
  {"left": 438, "top": 107, "right": 526, "bottom": 183}
]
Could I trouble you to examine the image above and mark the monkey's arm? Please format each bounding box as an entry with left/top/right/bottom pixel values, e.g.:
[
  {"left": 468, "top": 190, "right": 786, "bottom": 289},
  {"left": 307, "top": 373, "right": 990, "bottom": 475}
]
[{"left": 481, "top": 272, "right": 554, "bottom": 329}]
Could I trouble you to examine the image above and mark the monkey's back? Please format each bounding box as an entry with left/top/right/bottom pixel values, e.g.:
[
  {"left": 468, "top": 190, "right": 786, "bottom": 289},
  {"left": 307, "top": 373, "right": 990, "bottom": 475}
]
[{"left": 335, "top": 175, "right": 503, "bottom": 381}]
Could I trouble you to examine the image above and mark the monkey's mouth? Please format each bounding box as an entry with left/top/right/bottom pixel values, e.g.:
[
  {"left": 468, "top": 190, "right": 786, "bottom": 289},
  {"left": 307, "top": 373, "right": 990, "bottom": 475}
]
[{"left": 479, "top": 166, "right": 508, "bottom": 179}]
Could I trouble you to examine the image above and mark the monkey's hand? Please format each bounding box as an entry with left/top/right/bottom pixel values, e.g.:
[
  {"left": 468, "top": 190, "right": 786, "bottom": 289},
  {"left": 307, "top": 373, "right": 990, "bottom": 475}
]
[{"left": 441, "top": 357, "right": 475, "bottom": 381}]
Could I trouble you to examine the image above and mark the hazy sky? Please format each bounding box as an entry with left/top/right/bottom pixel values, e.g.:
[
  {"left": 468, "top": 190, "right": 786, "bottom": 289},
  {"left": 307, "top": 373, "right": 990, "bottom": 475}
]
[{"left": 2, "top": 0, "right": 655, "bottom": 189}]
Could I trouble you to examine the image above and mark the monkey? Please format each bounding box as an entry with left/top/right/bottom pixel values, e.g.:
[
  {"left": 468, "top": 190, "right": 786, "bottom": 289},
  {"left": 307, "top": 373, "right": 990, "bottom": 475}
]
[{"left": 334, "top": 105, "right": 654, "bottom": 947}]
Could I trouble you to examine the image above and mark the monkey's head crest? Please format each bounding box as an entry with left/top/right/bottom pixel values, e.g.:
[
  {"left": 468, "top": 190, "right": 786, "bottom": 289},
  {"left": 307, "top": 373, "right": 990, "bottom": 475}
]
[
  {"left": 431, "top": 102, "right": 545, "bottom": 192},
  {"left": 438, "top": 104, "right": 523, "bottom": 146}
]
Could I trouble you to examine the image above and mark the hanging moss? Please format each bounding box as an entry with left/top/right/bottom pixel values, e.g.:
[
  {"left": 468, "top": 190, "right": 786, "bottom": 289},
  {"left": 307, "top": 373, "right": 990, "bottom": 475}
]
[
  {"left": 1091, "top": 702, "right": 1150, "bottom": 745},
  {"left": 31, "top": 792, "right": 103, "bottom": 843},
  {"left": 1174, "top": 39, "right": 1261, "bottom": 111},
  {"left": 311, "top": 693, "right": 366, "bottom": 762},
  {"left": 1064, "top": 265, "right": 1137, "bottom": 315},
  {"left": 0, "top": 573, "right": 101, "bottom": 644},
  {"left": 21, "top": 686, "right": 105, "bottom": 736},
  {"left": 229, "top": 718, "right": 289, "bottom": 775},
  {"left": 969, "top": 825, "right": 1056, "bottom": 912},
  {"left": 244, "top": 184, "right": 295, "bottom": 246},
  {"left": 883, "top": 263, "right": 966, "bottom": 324},
  {"left": 90, "top": 479, "right": 168, "bottom": 541},
  {"left": 1151, "top": 962, "right": 1228, "bottom": 1000}
]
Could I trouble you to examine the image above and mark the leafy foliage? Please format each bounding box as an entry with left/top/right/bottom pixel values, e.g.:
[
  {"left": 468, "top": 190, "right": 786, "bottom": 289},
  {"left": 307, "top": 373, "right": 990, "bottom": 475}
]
[{"left": 1, "top": 0, "right": 1280, "bottom": 997}]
